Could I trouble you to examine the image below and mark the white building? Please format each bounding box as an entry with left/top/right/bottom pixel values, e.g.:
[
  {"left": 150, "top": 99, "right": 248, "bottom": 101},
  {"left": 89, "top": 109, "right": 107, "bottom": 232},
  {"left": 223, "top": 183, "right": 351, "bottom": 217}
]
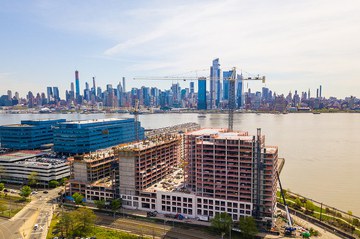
[{"left": 0, "top": 150, "right": 70, "bottom": 185}]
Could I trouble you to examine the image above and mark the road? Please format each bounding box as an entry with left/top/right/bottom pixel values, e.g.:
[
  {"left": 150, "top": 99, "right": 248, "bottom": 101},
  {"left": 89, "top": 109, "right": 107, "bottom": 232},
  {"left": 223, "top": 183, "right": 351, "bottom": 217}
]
[{"left": 0, "top": 188, "right": 61, "bottom": 239}]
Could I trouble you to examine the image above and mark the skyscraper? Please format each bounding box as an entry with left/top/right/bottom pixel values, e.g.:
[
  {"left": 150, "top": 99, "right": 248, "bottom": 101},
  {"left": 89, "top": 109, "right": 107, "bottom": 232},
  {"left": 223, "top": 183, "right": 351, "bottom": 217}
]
[
  {"left": 47, "top": 87, "right": 53, "bottom": 102},
  {"left": 122, "top": 77, "right": 126, "bottom": 92},
  {"left": 210, "top": 58, "right": 220, "bottom": 109},
  {"left": 223, "top": 71, "right": 232, "bottom": 100},
  {"left": 236, "top": 74, "right": 244, "bottom": 108},
  {"left": 75, "top": 70, "right": 80, "bottom": 98},
  {"left": 197, "top": 78, "right": 207, "bottom": 110},
  {"left": 319, "top": 85, "right": 322, "bottom": 98},
  {"left": 92, "top": 77, "right": 96, "bottom": 91},
  {"left": 53, "top": 87, "right": 60, "bottom": 101},
  {"left": 190, "top": 82, "right": 194, "bottom": 94}
]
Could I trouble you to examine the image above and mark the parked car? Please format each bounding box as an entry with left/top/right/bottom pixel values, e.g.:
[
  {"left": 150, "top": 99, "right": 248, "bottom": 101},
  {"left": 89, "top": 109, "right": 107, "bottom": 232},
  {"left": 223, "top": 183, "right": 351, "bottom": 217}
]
[{"left": 147, "top": 211, "right": 158, "bottom": 217}]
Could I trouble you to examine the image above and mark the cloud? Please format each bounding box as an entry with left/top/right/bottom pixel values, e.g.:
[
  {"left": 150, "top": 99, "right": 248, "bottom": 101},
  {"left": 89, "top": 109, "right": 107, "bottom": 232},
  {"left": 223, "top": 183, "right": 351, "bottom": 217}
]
[{"left": 2, "top": 0, "right": 360, "bottom": 98}]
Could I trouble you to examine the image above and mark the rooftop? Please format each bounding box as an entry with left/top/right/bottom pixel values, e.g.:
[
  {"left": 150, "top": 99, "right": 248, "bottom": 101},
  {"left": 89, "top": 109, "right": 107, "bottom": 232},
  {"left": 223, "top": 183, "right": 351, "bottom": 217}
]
[
  {"left": 91, "top": 176, "right": 113, "bottom": 188},
  {"left": 73, "top": 147, "right": 115, "bottom": 162},
  {"left": 0, "top": 150, "right": 43, "bottom": 162},
  {"left": 143, "top": 168, "right": 186, "bottom": 193},
  {"left": 189, "top": 128, "right": 252, "bottom": 140},
  {"left": 16, "top": 157, "right": 69, "bottom": 167},
  {"left": 0, "top": 124, "right": 34, "bottom": 128},
  {"left": 61, "top": 118, "right": 130, "bottom": 125},
  {"left": 116, "top": 135, "right": 179, "bottom": 152},
  {"left": 264, "top": 146, "right": 278, "bottom": 154},
  {"left": 0, "top": 150, "right": 69, "bottom": 167}
]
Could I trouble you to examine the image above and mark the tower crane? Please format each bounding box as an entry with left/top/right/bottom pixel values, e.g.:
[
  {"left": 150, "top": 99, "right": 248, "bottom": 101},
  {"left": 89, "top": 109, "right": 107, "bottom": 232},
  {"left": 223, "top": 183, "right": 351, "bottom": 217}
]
[{"left": 134, "top": 67, "right": 265, "bottom": 131}]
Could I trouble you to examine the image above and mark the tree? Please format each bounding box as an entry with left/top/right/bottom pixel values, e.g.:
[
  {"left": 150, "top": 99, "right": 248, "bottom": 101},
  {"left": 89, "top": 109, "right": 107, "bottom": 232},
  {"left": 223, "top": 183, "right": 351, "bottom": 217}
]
[
  {"left": 110, "top": 198, "right": 122, "bottom": 217},
  {"left": 0, "top": 183, "right": 4, "bottom": 191},
  {"left": 95, "top": 199, "right": 106, "bottom": 209},
  {"left": 60, "top": 177, "right": 68, "bottom": 186},
  {"left": 72, "top": 193, "right": 84, "bottom": 205},
  {"left": 210, "top": 212, "right": 233, "bottom": 237},
  {"left": 294, "top": 198, "right": 303, "bottom": 210},
  {"left": 55, "top": 211, "right": 74, "bottom": 238},
  {"left": 55, "top": 207, "right": 96, "bottom": 238},
  {"left": 20, "top": 186, "right": 32, "bottom": 198},
  {"left": 72, "top": 207, "right": 96, "bottom": 237},
  {"left": 305, "top": 200, "right": 315, "bottom": 214},
  {"left": 49, "top": 180, "right": 59, "bottom": 188},
  {"left": 239, "top": 216, "right": 258, "bottom": 239},
  {"left": 28, "top": 172, "right": 38, "bottom": 187}
]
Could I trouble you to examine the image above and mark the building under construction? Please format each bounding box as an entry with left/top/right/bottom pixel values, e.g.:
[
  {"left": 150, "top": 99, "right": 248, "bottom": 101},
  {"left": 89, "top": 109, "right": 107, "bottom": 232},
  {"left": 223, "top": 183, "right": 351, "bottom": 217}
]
[
  {"left": 115, "top": 134, "right": 181, "bottom": 209},
  {"left": 67, "top": 148, "right": 117, "bottom": 201},
  {"left": 185, "top": 128, "right": 278, "bottom": 221}
]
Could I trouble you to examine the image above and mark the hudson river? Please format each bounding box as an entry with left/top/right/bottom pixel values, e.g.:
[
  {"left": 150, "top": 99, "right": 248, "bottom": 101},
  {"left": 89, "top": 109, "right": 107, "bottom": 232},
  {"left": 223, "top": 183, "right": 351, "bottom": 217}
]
[{"left": 1, "top": 113, "right": 359, "bottom": 215}]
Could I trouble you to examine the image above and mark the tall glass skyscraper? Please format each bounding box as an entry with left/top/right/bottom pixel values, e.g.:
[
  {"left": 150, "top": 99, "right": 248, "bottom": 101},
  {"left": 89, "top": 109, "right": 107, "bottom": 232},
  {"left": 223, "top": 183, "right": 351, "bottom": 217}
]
[
  {"left": 223, "top": 71, "right": 232, "bottom": 100},
  {"left": 75, "top": 70, "right": 80, "bottom": 98},
  {"left": 236, "top": 74, "right": 243, "bottom": 108},
  {"left": 210, "top": 58, "right": 220, "bottom": 109},
  {"left": 197, "top": 78, "right": 207, "bottom": 110}
]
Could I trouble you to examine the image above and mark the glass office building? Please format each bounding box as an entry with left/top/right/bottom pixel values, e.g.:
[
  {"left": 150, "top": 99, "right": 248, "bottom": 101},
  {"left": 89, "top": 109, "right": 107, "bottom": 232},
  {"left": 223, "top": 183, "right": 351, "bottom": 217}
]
[
  {"left": 53, "top": 118, "right": 144, "bottom": 154},
  {"left": 0, "top": 119, "right": 66, "bottom": 149}
]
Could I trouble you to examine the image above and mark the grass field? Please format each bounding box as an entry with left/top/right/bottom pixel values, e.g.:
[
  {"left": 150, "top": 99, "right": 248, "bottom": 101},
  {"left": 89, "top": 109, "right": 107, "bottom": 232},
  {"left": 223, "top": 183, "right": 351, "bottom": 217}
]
[
  {"left": 47, "top": 211, "right": 150, "bottom": 239},
  {"left": 0, "top": 193, "right": 28, "bottom": 218}
]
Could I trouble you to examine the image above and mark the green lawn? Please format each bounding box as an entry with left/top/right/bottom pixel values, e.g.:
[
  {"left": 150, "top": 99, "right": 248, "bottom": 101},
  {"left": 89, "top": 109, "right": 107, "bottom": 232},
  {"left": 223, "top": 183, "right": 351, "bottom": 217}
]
[
  {"left": 0, "top": 193, "right": 29, "bottom": 218},
  {"left": 92, "top": 226, "right": 151, "bottom": 239},
  {"left": 47, "top": 211, "right": 150, "bottom": 239}
]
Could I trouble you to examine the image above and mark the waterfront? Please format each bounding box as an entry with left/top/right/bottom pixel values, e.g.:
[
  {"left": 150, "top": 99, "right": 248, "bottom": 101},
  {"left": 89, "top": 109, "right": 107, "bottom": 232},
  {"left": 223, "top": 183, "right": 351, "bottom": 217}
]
[{"left": 0, "top": 113, "right": 359, "bottom": 215}]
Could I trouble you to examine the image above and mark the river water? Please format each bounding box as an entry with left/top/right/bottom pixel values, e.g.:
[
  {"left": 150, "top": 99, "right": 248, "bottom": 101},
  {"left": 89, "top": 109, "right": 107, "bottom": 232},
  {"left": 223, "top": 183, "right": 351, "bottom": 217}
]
[{"left": 1, "top": 113, "right": 359, "bottom": 215}]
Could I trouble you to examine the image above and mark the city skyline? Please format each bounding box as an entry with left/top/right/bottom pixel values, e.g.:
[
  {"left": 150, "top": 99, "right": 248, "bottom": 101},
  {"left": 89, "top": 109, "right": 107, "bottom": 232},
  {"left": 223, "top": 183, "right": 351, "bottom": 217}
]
[{"left": 1, "top": 1, "right": 360, "bottom": 98}]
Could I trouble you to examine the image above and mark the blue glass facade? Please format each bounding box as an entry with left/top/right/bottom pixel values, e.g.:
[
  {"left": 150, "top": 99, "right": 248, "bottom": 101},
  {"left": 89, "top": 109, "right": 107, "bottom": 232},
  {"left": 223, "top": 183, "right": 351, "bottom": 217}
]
[
  {"left": 210, "top": 58, "right": 220, "bottom": 109},
  {"left": 236, "top": 74, "right": 243, "bottom": 108},
  {"left": 53, "top": 118, "right": 144, "bottom": 154},
  {"left": 0, "top": 119, "right": 66, "bottom": 149},
  {"left": 223, "top": 71, "right": 232, "bottom": 100},
  {"left": 197, "top": 79, "right": 207, "bottom": 110}
]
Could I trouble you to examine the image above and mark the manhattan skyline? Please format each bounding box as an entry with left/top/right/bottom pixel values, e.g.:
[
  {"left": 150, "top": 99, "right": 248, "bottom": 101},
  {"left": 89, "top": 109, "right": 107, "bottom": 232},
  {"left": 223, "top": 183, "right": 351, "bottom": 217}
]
[{"left": 1, "top": 0, "right": 360, "bottom": 98}]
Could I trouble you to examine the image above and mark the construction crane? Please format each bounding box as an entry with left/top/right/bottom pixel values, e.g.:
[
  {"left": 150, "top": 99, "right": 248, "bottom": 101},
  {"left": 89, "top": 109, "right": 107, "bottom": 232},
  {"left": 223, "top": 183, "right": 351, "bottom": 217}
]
[
  {"left": 134, "top": 67, "right": 265, "bottom": 131},
  {"left": 277, "top": 171, "right": 296, "bottom": 235}
]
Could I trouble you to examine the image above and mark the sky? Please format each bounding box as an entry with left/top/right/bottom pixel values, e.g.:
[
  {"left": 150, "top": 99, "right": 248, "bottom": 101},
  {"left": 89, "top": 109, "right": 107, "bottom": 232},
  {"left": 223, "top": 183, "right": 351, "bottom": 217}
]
[{"left": 0, "top": 0, "right": 360, "bottom": 99}]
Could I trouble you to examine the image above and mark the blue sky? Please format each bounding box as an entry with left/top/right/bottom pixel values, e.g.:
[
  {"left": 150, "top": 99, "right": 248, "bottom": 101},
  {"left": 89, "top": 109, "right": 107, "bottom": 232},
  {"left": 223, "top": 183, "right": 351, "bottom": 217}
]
[{"left": 1, "top": 0, "right": 359, "bottom": 98}]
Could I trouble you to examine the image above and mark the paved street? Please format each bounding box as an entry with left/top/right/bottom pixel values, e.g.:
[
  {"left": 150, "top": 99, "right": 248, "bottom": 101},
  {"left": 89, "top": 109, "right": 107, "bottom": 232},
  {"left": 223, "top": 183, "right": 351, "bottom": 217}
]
[{"left": 0, "top": 188, "right": 61, "bottom": 239}]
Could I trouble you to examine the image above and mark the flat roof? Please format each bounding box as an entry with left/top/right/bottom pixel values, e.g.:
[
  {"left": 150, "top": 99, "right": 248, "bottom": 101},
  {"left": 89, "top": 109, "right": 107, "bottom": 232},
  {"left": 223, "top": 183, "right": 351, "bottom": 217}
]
[
  {"left": 16, "top": 157, "right": 69, "bottom": 167},
  {"left": 189, "top": 128, "right": 251, "bottom": 140},
  {"left": 117, "top": 136, "right": 179, "bottom": 152},
  {"left": 143, "top": 168, "right": 185, "bottom": 193},
  {"left": 0, "top": 124, "right": 34, "bottom": 128},
  {"left": 61, "top": 118, "right": 130, "bottom": 125},
  {"left": 91, "top": 176, "right": 113, "bottom": 188},
  {"left": 0, "top": 150, "right": 68, "bottom": 167},
  {"left": 0, "top": 150, "right": 43, "bottom": 162},
  {"left": 264, "top": 146, "right": 278, "bottom": 154}
]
